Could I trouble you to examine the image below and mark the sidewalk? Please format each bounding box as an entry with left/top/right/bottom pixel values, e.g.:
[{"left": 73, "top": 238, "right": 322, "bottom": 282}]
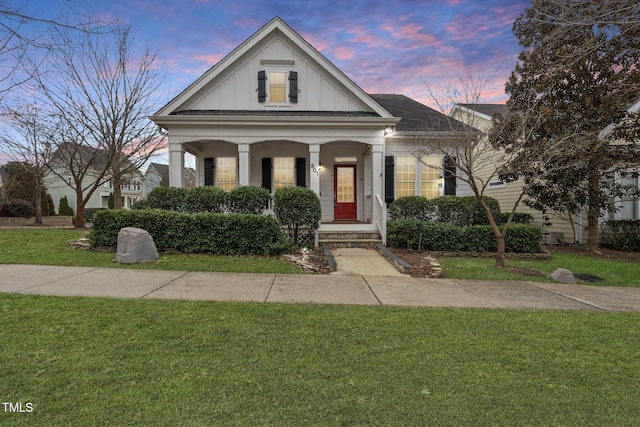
[{"left": 2, "top": 264, "right": 640, "bottom": 311}]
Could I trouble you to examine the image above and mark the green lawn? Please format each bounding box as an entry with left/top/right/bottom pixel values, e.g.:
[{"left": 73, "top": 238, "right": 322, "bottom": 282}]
[
  {"left": 0, "top": 228, "right": 302, "bottom": 274},
  {"left": 1, "top": 294, "right": 639, "bottom": 425},
  {"left": 440, "top": 251, "right": 640, "bottom": 286}
]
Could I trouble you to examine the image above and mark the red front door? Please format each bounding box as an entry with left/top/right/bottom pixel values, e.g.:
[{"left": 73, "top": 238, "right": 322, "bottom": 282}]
[{"left": 334, "top": 165, "right": 357, "bottom": 220}]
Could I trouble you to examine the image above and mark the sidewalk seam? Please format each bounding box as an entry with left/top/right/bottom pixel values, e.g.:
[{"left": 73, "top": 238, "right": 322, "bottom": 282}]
[
  {"left": 362, "top": 276, "right": 383, "bottom": 305},
  {"left": 529, "top": 283, "right": 607, "bottom": 311},
  {"left": 264, "top": 275, "right": 277, "bottom": 303},
  {"left": 16, "top": 267, "right": 101, "bottom": 293},
  {"left": 139, "top": 271, "right": 190, "bottom": 299},
  {"left": 451, "top": 281, "right": 501, "bottom": 309}
]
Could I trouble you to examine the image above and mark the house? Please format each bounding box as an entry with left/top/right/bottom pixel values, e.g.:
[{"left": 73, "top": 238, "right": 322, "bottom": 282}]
[
  {"left": 144, "top": 162, "right": 196, "bottom": 197},
  {"left": 451, "top": 101, "right": 640, "bottom": 244},
  {"left": 450, "top": 103, "right": 581, "bottom": 244},
  {"left": 46, "top": 145, "right": 145, "bottom": 211},
  {"left": 149, "top": 17, "right": 471, "bottom": 243}
]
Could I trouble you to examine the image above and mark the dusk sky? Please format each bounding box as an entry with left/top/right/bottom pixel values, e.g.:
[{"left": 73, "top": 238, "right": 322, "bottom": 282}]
[
  {"left": 1, "top": 0, "right": 528, "bottom": 164},
  {"left": 15, "top": 0, "right": 527, "bottom": 107}
]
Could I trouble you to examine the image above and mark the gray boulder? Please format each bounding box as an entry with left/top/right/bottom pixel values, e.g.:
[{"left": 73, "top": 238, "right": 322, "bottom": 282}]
[
  {"left": 115, "top": 227, "right": 159, "bottom": 264},
  {"left": 550, "top": 268, "right": 577, "bottom": 284}
]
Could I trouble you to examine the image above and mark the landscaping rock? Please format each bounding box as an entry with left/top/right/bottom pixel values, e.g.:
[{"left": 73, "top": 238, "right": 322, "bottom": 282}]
[
  {"left": 550, "top": 268, "right": 577, "bottom": 284},
  {"left": 115, "top": 227, "right": 159, "bottom": 264}
]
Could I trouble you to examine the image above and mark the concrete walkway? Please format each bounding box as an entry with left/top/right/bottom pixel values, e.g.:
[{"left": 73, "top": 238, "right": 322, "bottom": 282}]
[{"left": 2, "top": 264, "right": 640, "bottom": 311}]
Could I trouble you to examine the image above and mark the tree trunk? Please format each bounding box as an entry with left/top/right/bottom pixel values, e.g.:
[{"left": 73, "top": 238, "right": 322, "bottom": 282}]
[
  {"left": 495, "top": 234, "right": 506, "bottom": 267},
  {"left": 34, "top": 179, "right": 43, "bottom": 225},
  {"left": 75, "top": 188, "right": 85, "bottom": 228},
  {"left": 113, "top": 173, "right": 123, "bottom": 209},
  {"left": 585, "top": 167, "right": 601, "bottom": 251}
]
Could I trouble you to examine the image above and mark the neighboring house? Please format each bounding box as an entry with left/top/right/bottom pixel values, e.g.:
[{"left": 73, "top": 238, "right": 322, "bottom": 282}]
[
  {"left": 46, "top": 145, "right": 145, "bottom": 211},
  {"left": 450, "top": 103, "right": 582, "bottom": 244},
  {"left": 602, "top": 99, "right": 640, "bottom": 221},
  {"left": 149, "top": 17, "right": 471, "bottom": 243},
  {"left": 451, "top": 101, "right": 640, "bottom": 244},
  {"left": 144, "top": 162, "right": 196, "bottom": 197}
]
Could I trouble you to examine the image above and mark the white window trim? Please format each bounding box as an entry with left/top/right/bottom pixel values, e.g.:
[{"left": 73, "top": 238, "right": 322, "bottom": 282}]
[{"left": 488, "top": 180, "right": 506, "bottom": 189}]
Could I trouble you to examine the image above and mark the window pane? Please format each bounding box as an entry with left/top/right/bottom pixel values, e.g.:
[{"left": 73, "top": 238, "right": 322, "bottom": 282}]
[
  {"left": 395, "top": 157, "right": 415, "bottom": 197},
  {"left": 337, "top": 167, "right": 354, "bottom": 203},
  {"left": 274, "top": 157, "right": 294, "bottom": 190},
  {"left": 269, "top": 71, "right": 286, "bottom": 102},
  {"left": 420, "top": 155, "right": 441, "bottom": 199},
  {"left": 216, "top": 157, "right": 237, "bottom": 191}
]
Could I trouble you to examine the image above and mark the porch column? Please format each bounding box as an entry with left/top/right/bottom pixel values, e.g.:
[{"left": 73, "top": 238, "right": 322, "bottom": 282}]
[
  {"left": 238, "top": 144, "right": 250, "bottom": 186},
  {"left": 309, "top": 144, "right": 320, "bottom": 197},
  {"left": 168, "top": 142, "right": 185, "bottom": 188},
  {"left": 372, "top": 145, "right": 384, "bottom": 199}
]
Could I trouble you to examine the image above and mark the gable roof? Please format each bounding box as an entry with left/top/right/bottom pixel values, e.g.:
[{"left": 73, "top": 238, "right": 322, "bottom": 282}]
[
  {"left": 154, "top": 17, "right": 393, "bottom": 120},
  {"left": 371, "top": 94, "right": 474, "bottom": 133}
]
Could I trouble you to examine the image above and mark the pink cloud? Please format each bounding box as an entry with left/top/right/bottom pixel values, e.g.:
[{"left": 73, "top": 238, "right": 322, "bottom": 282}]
[
  {"left": 333, "top": 46, "right": 355, "bottom": 60},
  {"left": 193, "top": 53, "right": 226, "bottom": 65}
]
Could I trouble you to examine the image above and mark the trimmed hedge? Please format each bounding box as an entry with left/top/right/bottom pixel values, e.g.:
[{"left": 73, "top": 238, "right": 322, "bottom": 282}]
[
  {"left": 182, "top": 186, "right": 225, "bottom": 213},
  {"left": 600, "top": 220, "right": 640, "bottom": 251},
  {"left": 387, "top": 219, "right": 542, "bottom": 253},
  {"left": 144, "top": 186, "right": 188, "bottom": 211},
  {"left": 84, "top": 208, "right": 107, "bottom": 223},
  {"left": 225, "top": 186, "right": 271, "bottom": 215},
  {"left": 497, "top": 212, "right": 535, "bottom": 225},
  {"left": 89, "top": 209, "right": 289, "bottom": 255},
  {"left": 388, "top": 195, "right": 502, "bottom": 226}
]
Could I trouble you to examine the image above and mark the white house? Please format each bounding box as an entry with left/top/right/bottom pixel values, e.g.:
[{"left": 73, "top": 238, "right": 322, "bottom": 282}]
[
  {"left": 46, "top": 145, "right": 145, "bottom": 211},
  {"left": 150, "top": 17, "right": 471, "bottom": 243}
]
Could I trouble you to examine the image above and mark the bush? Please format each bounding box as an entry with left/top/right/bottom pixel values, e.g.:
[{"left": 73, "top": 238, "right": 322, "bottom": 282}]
[
  {"left": 497, "top": 212, "right": 535, "bottom": 225},
  {"left": 601, "top": 220, "right": 640, "bottom": 251},
  {"left": 388, "top": 196, "right": 436, "bottom": 221},
  {"left": 432, "top": 196, "right": 470, "bottom": 226},
  {"left": 387, "top": 219, "right": 541, "bottom": 253},
  {"left": 145, "top": 186, "right": 188, "bottom": 211},
  {"left": 225, "top": 186, "right": 271, "bottom": 215},
  {"left": 5, "top": 199, "right": 34, "bottom": 218},
  {"left": 273, "top": 187, "right": 321, "bottom": 245},
  {"left": 89, "top": 209, "right": 287, "bottom": 255},
  {"left": 58, "top": 196, "right": 74, "bottom": 217},
  {"left": 182, "top": 186, "right": 225, "bottom": 213},
  {"left": 464, "top": 196, "right": 502, "bottom": 226},
  {"left": 84, "top": 208, "right": 107, "bottom": 223}
]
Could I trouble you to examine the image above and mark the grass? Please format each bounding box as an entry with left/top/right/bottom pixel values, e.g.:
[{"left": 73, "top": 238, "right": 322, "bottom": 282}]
[
  {"left": 440, "top": 251, "right": 640, "bottom": 286},
  {"left": 1, "top": 294, "right": 639, "bottom": 425},
  {"left": 0, "top": 228, "right": 302, "bottom": 274}
]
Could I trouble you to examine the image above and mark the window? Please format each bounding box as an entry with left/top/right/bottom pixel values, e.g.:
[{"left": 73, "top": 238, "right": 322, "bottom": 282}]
[
  {"left": 273, "top": 157, "right": 295, "bottom": 190},
  {"left": 216, "top": 157, "right": 237, "bottom": 191},
  {"left": 269, "top": 71, "right": 286, "bottom": 102},
  {"left": 132, "top": 180, "right": 141, "bottom": 191},
  {"left": 420, "top": 156, "right": 441, "bottom": 199},
  {"left": 395, "top": 156, "right": 415, "bottom": 198}
]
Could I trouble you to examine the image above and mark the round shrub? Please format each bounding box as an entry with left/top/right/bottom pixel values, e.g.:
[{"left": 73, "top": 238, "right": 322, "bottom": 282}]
[
  {"left": 432, "top": 195, "right": 469, "bottom": 226},
  {"left": 601, "top": 220, "right": 640, "bottom": 251},
  {"left": 183, "top": 186, "right": 225, "bottom": 213},
  {"left": 145, "top": 186, "right": 187, "bottom": 211},
  {"left": 5, "top": 199, "right": 34, "bottom": 218},
  {"left": 273, "top": 186, "right": 321, "bottom": 245},
  {"left": 466, "top": 196, "right": 502, "bottom": 226},
  {"left": 388, "top": 196, "right": 436, "bottom": 221},
  {"left": 498, "top": 212, "right": 535, "bottom": 225},
  {"left": 225, "top": 186, "right": 271, "bottom": 215}
]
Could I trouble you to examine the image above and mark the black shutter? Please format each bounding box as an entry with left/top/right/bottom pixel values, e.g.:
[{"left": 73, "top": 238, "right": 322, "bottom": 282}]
[
  {"left": 258, "top": 71, "right": 266, "bottom": 102},
  {"left": 295, "top": 157, "right": 306, "bottom": 187},
  {"left": 261, "top": 158, "right": 272, "bottom": 192},
  {"left": 289, "top": 71, "right": 298, "bottom": 103},
  {"left": 384, "top": 156, "right": 395, "bottom": 204},
  {"left": 204, "top": 157, "right": 214, "bottom": 186},
  {"left": 444, "top": 156, "right": 456, "bottom": 196}
]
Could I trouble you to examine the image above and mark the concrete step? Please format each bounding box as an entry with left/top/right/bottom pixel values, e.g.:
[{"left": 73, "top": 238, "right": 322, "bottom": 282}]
[{"left": 318, "top": 231, "right": 381, "bottom": 240}]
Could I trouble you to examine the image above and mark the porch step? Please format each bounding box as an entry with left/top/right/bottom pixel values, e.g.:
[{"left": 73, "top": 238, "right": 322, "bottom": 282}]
[{"left": 317, "top": 231, "right": 382, "bottom": 248}]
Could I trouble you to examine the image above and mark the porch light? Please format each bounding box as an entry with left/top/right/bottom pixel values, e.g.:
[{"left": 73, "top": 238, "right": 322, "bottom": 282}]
[{"left": 385, "top": 126, "right": 395, "bottom": 136}]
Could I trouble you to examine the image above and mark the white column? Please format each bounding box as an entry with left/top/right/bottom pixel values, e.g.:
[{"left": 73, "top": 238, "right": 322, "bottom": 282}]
[
  {"left": 168, "top": 142, "right": 185, "bottom": 188},
  {"left": 372, "top": 145, "right": 384, "bottom": 199},
  {"left": 238, "top": 144, "right": 250, "bottom": 186},
  {"left": 309, "top": 144, "right": 320, "bottom": 197}
]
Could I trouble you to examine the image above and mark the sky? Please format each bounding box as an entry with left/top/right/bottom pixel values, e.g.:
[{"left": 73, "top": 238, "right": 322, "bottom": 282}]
[{"left": 1, "top": 0, "right": 528, "bottom": 164}]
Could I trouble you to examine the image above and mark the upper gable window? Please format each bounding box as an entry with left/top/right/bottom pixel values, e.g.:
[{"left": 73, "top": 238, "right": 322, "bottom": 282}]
[
  {"left": 258, "top": 62, "right": 298, "bottom": 104},
  {"left": 269, "top": 71, "right": 287, "bottom": 103}
]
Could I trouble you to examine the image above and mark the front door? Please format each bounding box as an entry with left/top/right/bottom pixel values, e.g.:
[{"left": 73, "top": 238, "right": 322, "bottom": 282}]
[{"left": 334, "top": 164, "right": 357, "bottom": 220}]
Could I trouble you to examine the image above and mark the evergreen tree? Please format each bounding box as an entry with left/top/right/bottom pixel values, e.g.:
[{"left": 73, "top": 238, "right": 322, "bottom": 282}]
[{"left": 498, "top": 0, "right": 640, "bottom": 250}]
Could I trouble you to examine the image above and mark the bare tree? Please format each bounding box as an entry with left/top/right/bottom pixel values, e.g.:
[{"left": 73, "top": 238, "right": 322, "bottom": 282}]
[
  {"left": 0, "top": 103, "right": 57, "bottom": 224},
  {"left": 0, "top": 1, "right": 116, "bottom": 103},
  {"left": 411, "top": 73, "right": 573, "bottom": 267},
  {"left": 30, "top": 24, "right": 165, "bottom": 226}
]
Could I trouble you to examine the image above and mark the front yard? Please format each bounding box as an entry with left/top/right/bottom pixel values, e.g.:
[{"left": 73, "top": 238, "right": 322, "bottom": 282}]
[{"left": 1, "top": 294, "right": 639, "bottom": 425}]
